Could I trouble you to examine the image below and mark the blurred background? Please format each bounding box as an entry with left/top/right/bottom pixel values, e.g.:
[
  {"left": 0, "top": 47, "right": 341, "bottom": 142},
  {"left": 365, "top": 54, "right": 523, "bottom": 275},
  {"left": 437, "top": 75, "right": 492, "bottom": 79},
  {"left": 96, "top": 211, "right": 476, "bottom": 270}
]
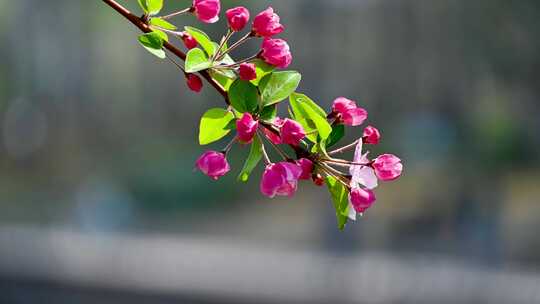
[{"left": 1, "top": 0, "right": 540, "bottom": 303}]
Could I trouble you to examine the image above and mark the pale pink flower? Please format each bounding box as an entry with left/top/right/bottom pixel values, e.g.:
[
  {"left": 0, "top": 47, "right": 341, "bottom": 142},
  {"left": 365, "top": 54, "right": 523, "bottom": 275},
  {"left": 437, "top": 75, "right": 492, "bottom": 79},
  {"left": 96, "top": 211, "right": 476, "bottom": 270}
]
[
  {"left": 363, "top": 125, "right": 381, "bottom": 145},
  {"left": 349, "top": 188, "right": 376, "bottom": 213},
  {"left": 331, "top": 97, "right": 368, "bottom": 126},
  {"left": 372, "top": 154, "right": 403, "bottom": 181}
]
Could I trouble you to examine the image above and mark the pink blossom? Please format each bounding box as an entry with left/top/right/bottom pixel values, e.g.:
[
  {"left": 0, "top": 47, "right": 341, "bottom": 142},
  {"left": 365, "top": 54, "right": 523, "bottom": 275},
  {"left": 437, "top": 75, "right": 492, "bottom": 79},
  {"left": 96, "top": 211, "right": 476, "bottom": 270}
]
[
  {"left": 192, "top": 0, "right": 220, "bottom": 23},
  {"left": 297, "top": 158, "right": 314, "bottom": 180},
  {"left": 252, "top": 7, "right": 284, "bottom": 37},
  {"left": 236, "top": 113, "right": 258, "bottom": 143},
  {"left": 363, "top": 125, "right": 381, "bottom": 145},
  {"left": 372, "top": 154, "right": 403, "bottom": 181},
  {"left": 262, "top": 118, "right": 283, "bottom": 145},
  {"left": 260, "top": 162, "right": 303, "bottom": 198},
  {"left": 196, "top": 151, "right": 230, "bottom": 180},
  {"left": 349, "top": 188, "right": 376, "bottom": 213},
  {"left": 186, "top": 74, "right": 203, "bottom": 92},
  {"left": 260, "top": 38, "right": 292, "bottom": 68},
  {"left": 331, "top": 97, "right": 368, "bottom": 126},
  {"left": 350, "top": 141, "right": 378, "bottom": 190},
  {"left": 280, "top": 118, "right": 305, "bottom": 145},
  {"left": 181, "top": 32, "right": 198, "bottom": 49},
  {"left": 226, "top": 6, "right": 250, "bottom": 32},
  {"left": 238, "top": 63, "right": 257, "bottom": 81}
]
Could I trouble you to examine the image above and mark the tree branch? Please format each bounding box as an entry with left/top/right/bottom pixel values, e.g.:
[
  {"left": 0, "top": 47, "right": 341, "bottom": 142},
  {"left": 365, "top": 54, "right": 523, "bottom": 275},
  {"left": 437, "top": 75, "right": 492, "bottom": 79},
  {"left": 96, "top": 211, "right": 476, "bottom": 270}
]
[{"left": 102, "top": 0, "right": 229, "bottom": 103}]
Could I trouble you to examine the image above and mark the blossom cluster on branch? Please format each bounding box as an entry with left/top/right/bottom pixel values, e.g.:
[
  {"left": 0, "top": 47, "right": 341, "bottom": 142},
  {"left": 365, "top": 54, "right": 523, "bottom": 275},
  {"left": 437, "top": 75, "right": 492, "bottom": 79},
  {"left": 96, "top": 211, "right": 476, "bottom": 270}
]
[{"left": 106, "top": 0, "right": 403, "bottom": 230}]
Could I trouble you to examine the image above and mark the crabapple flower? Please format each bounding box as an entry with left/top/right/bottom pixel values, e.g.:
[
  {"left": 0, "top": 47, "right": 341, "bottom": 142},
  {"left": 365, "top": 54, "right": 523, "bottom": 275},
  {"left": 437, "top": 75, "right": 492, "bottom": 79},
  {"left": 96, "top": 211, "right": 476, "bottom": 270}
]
[
  {"left": 350, "top": 141, "right": 378, "bottom": 190},
  {"left": 196, "top": 151, "right": 230, "bottom": 180},
  {"left": 186, "top": 74, "right": 203, "bottom": 92},
  {"left": 363, "top": 125, "right": 381, "bottom": 145},
  {"left": 236, "top": 113, "right": 258, "bottom": 143},
  {"left": 297, "top": 158, "right": 314, "bottom": 180},
  {"left": 239, "top": 63, "right": 257, "bottom": 81},
  {"left": 349, "top": 188, "right": 376, "bottom": 214},
  {"left": 261, "top": 38, "right": 292, "bottom": 68},
  {"left": 372, "top": 154, "right": 403, "bottom": 181},
  {"left": 252, "top": 7, "right": 284, "bottom": 37},
  {"left": 262, "top": 117, "right": 284, "bottom": 145},
  {"left": 226, "top": 6, "right": 250, "bottom": 32},
  {"left": 192, "top": 0, "right": 220, "bottom": 24},
  {"left": 332, "top": 97, "right": 368, "bottom": 126},
  {"left": 182, "top": 32, "right": 198, "bottom": 49},
  {"left": 260, "top": 162, "right": 303, "bottom": 198},
  {"left": 280, "top": 118, "right": 305, "bottom": 145}
]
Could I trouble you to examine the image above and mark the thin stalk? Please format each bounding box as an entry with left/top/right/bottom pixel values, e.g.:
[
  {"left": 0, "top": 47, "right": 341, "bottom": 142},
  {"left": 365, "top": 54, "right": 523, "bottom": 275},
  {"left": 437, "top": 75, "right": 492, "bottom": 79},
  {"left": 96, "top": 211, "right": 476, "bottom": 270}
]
[
  {"left": 160, "top": 7, "right": 192, "bottom": 20},
  {"left": 165, "top": 52, "right": 186, "bottom": 73},
  {"left": 222, "top": 137, "right": 237, "bottom": 155},
  {"left": 258, "top": 129, "right": 289, "bottom": 161},
  {"left": 260, "top": 140, "right": 271, "bottom": 164},
  {"left": 212, "top": 30, "right": 233, "bottom": 61},
  {"left": 214, "top": 53, "right": 259, "bottom": 69},
  {"left": 216, "top": 31, "right": 252, "bottom": 61},
  {"left": 328, "top": 139, "right": 359, "bottom": 155}
]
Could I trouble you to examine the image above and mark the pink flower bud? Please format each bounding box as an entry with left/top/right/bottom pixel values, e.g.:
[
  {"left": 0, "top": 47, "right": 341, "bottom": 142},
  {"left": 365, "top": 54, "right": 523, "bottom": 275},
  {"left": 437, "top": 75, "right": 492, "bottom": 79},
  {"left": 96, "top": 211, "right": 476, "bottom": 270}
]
[
  {"left": 261, "top": 38, "right": 292, "bottom": 68},
  {"left": 238, "top": 63, "right": 257, "bottom": 81},
  {"left": 196, "top": 151, "right": 230, "bottom": 180},
  {"left": 297, "top": 158, "right": 314, "bottom": 180},
  {"left": 332, "top": 97, "right": 357, "bottom": 114},
  {"left": 280, "top": 119, "right": 305, "bottom": 146},
  {"left": 186, "top": 74, "right": 203, "bottom": 92},
  {"left": 349, "top": 188, "right": 376, "bottom": 213},
  {"left": 252, "top": 7, "right": 284, "bottom": 37},
  {"left": 363, "top": 125, "right": 381, "bottom": 145},
  {"left": 312, "top": 173, "right": 325, "bottom": 186},
  {"left": 226, "top": 6, "right": 250, "bottom": 32},
  {"left": 182, "top": 32, "right": 198, "bottom": 49},
  {"left": 236, "top": 113, "right": 258, "bottom": 143},
  {"left": 260, "top": 162, "right": 302, "bottom": 198},
  {"left": 192, "top": 0, "right": 220, "bottom": 24},
  {"left": 372, "top": 154, "right": 403, "bottom": 181},
  {"left": 331, "top": 97, "right": 368, "bottom": 126}
]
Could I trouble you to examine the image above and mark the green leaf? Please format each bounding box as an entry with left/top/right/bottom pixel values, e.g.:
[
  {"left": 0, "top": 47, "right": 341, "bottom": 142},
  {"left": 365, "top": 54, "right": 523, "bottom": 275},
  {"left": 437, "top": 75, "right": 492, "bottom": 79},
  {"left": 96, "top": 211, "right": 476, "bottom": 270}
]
[
  {"left": 149, "top": 18, "right": 177, "bottom": 30},
  {"left": 199, "top": 108, "right": 235, "bottom": 145},
  {"left": 228, "top": 79, "right": 259, "bottom": 113},
  {"left": 210, "top": 70, "right": 235, "bottom": 91},
  {"left": 326, "top": 125, "right": 345, "bottom": 148},
  {"left": 251, "top": 59, "right": 275, "bottom": 86},
  {"left": 151, "top": 29, "right": 168, "bottom": 42},
  {"left": 185, "top": 48, "right": 212, "bottom": 73},
  {"left": 325, "top": 176, "right": 350, "bottom": 230},
  {"left": 259, "top": 105, "right": 277, "bottom": 121},
  {"left": 138, "top": 32, "right": 165, "bottom": 59},
  {"left": 259, "top": 71, "right": 301, "bottom": 106},
  {"left": 238, "top": 136, "right": 263, "bottom": 182},
  {"left": 185, "top": 26, "right": 217, "bottom": 57},
  {"left": 138, "top": 0, "right": 163, "bottom": 15},
  {"left": 289, "top": 93, "right": 332, "bottom": 141}
]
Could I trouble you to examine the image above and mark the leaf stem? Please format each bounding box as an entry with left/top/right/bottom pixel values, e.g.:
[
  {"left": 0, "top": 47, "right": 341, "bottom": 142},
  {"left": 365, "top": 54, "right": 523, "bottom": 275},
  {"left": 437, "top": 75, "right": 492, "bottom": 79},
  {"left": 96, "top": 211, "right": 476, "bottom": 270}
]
[
  {"left": 259, "top": 128, "right": 290, "bottom": 161},
  {"left": 328, "top": 139, "right": 359, "bottom": 155},
  {"left": 212, "top": 29, "right": 233, "bottom": 62},
  {"left": 216, "top": 31, "right": 253, "bottom": 61}
]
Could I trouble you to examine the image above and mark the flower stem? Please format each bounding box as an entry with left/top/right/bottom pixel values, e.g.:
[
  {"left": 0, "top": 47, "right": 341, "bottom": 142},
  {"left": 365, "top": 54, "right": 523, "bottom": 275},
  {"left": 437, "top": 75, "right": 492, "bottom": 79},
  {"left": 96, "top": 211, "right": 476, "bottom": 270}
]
[
  {"left": 260, "top": 139, "right": 271, "bottom": 165},
  {"left": 258, "top": 129, "right": 289, "bottom": 161},
  {"left": 212, "top": 30, "right": 233, "bottom": 62},
  {"left": 160, "top": 7, "right": 192, "bottom": 20},
  {"left": 216, "top": 31, "right": 253, "bottom": 61},
  {"left": 328, "top": 139, "right": 359, "bottom": 155}
]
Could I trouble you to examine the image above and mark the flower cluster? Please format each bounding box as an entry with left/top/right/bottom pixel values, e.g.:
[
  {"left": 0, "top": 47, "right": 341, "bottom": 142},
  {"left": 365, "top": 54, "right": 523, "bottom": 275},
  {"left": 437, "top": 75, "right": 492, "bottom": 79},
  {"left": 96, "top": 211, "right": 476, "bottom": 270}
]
[{"left": 126, "top": 0, "right": 403, "bottom": 230}]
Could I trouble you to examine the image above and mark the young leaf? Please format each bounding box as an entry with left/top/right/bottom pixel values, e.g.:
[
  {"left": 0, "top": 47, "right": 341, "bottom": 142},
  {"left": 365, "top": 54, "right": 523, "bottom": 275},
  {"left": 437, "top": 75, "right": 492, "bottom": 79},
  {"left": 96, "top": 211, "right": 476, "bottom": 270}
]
[
  {"left": 325, "top": 176, "right": 350, "bottom": 230},
  {"left": 326, "top": 124, "right": 345, "bottom": 148},
  {"left": 152, "top": 29, "right": 168, "bottom": 42},
  {"left": 228, "top": 79, "right": 259, "bottom": 113},
  {"left": 199, "top": 108, "right": 235, "bottom": 145},
  {"left": 289, "top": 93, "right": 332, "bottom": 141},
  {"left": 185, "top": 48, "right": 212, "bottom": 73},
  {"left": 251, "top": 59, "right": 275, "bottom": 86},
  {"left": 238, "top": 136, "right": 263, "bottom": 182},
  {"left": 138, "top": 32, "right": 165, "bottom": 59},
  {"left": 150, "top": 18, "right": 177, "bottom": 30},
  {"left": 259, "top": 71, "right": 301, "bottom": 106},
  {"left": 210, "top": 70, "right": 235, "bottom": 91},
  {"left": 185, "top": 26, "right": 217, "bottom": 57},
  {"left": 138, "top": 0, "right": 163, "bottom": 15},
  {"left": 259, "top": 105, "right": 277, "bottom": 121}
]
